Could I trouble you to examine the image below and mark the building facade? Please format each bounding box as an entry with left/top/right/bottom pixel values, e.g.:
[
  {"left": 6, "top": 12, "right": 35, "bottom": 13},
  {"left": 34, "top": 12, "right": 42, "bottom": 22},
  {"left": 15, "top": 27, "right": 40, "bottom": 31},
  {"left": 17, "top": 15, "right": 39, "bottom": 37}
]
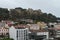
[
  {"left": 0, "top": 27, "right": 9, "bottom": 36},
  {"left": 37, "top": 32, "right": 49, "bottom": 39},
  {"left": 29, "top": 31, "right": 49, "bottom": 40},
  {"left": 27, "top": 24, "right": 40, "bottom": 30},
  {"left": 9, "top": 26, "right": 29, "bottom": 40}
]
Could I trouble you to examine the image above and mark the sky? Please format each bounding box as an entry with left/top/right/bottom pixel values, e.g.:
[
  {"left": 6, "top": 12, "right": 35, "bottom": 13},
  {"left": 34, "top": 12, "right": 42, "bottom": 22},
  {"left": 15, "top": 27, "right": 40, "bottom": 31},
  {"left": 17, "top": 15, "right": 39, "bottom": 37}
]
[{"left": 0, "top": 0, "right": 60, "bottom": 17}]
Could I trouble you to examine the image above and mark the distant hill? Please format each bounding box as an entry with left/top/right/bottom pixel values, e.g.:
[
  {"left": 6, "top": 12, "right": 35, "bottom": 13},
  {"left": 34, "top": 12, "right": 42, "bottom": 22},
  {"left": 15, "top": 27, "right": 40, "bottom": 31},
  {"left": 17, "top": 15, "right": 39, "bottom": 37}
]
[{"left": 0, "top": 7, "right": 58, "bottom": 23}]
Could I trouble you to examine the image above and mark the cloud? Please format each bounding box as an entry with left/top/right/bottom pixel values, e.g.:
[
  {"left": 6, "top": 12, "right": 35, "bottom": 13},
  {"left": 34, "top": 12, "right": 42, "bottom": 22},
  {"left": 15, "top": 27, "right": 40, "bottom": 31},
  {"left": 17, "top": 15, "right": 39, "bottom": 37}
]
[{"left": 0, "top": 0, "right": 60, "bottom": 17}]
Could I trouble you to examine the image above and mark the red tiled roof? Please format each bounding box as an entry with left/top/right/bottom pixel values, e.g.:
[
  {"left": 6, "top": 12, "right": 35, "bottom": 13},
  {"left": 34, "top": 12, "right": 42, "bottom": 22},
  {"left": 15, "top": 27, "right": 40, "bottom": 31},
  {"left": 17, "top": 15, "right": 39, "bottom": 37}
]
[
  {"left": 14, "top": 26, "right": 25, "bottom": 29},
  {"left": 13, "top": 24, "right": 29, "bottom": 29}
]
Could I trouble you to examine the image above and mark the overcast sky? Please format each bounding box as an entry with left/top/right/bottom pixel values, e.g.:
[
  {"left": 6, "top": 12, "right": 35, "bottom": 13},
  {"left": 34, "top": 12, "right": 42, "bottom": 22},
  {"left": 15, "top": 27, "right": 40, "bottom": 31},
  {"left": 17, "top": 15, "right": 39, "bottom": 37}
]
[{"left": 0, "top": 0, "right": 60, "bottom": 17}]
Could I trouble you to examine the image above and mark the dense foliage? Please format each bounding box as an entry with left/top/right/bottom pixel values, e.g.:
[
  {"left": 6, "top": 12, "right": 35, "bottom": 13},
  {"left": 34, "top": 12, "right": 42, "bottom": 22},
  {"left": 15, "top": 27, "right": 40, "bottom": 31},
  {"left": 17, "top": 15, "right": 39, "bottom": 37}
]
[
  {"left": 0, "top": 8, "right": 9, "bottom": 20},
  {"left": 0, "top": 7, "right": 57, "bottom": 23},
  {"left": 0, "top": 38, "right": 14, "bottom": 40}
]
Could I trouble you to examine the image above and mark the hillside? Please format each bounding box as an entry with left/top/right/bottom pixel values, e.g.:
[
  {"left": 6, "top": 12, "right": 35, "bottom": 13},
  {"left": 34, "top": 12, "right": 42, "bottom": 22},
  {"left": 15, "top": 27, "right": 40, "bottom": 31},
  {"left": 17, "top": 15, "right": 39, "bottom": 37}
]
[{"left": 0, "top": 7, "right": 57, "bottom": 23}]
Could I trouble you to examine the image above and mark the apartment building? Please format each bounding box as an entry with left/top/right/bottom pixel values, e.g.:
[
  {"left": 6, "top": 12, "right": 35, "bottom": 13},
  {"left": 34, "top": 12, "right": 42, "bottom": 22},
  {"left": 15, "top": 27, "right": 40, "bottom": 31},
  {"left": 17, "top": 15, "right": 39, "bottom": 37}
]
[
  {"left": 0, "top": 27, "right": 9, "bottom": 36},
  {"left": 9, "top": 26, "right": 29, "bottom": 40}
]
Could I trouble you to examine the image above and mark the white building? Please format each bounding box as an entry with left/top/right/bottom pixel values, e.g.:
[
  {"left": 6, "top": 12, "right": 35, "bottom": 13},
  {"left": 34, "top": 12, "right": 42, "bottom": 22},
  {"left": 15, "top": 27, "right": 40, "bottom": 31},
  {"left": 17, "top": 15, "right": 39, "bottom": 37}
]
[
  {"left": 9, "top": 26, "right": 29, "bottom": 40},
  {"left": 55, "top": 30, "right": 60, "bottom": 38},
  {"left": 37, "top": 32, "right": 49, "bottom": 39},
  {"left": 54, "top": 26, "right": 60, "bottom": 38},
  {"left": 29, "top": 30, "right": 49, "bottom": 40}
]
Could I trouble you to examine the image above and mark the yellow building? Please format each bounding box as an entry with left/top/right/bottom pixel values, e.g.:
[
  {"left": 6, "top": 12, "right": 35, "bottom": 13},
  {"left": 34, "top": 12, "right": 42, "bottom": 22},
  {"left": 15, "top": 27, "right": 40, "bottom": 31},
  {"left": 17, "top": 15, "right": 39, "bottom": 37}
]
[{"left": 37, "top": 22, "right": 47, "bottom": 29}]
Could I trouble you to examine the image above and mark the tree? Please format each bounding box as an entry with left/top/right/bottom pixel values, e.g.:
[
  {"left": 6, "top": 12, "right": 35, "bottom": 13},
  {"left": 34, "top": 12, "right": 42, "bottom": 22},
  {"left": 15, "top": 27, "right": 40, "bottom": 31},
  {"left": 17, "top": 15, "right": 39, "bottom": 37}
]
[
  {"left": 0, "top": 8, "right": 9, "bottom": 20},
  {"left": 2, "top": 7, "right": 57, "bottom": 23}
]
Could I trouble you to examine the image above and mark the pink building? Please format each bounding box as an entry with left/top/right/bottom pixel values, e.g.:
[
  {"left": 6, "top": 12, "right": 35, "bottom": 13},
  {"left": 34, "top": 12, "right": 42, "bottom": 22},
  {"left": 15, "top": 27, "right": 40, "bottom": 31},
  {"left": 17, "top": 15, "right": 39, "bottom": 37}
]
[{"left": 0, "top": 27, "right": 9, "bottom": 36}]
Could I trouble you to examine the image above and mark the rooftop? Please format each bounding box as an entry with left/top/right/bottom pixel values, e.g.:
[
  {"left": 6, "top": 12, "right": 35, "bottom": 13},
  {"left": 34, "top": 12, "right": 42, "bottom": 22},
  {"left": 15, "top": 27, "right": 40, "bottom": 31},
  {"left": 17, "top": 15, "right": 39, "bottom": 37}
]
[{"left": 12, "top": 24, "right": 29, "bottom": 29}]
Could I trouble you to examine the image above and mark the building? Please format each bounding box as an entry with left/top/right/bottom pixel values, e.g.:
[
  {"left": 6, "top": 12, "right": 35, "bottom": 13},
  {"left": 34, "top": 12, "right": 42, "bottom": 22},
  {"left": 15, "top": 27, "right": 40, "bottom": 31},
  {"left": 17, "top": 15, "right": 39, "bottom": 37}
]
[
  {"left": 54, "top": 26, "right": 60, "bottom": 37},
  {"left": 0, "top": 20, "right": 14, "bottom": 28},
  {"left": 47, "top": 27, "right": 56, "bottom": 39},
  {"left": 37, "top": 22, "right": 47, "bottom": 29},
  {"left": 0, "top": 22, "right": 6, "bottom": 27},
  {"left": 27, "top": 24, "right": 49, "bottom": 40},
  {"left": 0, "top": 27, "right": 9, "bottom": 37},
  {"left": 29, "top": 29, "right": 49, "bottom": 40},
  {"left": 55, "top": 23, "right": 60, "bottom": 28},
  {"left": 53, "top": 26, "right": 60, "bottom": 40},
  {"left": 37, "top": 31, "right": 49, "bottom": 39},
  {"left": 55, "top": 29, "right": 60, "bottom": 38},
  {"left": 27, "top": 24, "right": 40, "bottom": 30},
  {"left": 9, "top": 26, "right": 29, "bottom": 40},
  {"left": 0, "top": 21, "right": 9, "bottom": 37},
  {"left": 48, "top": 22, "right": 57, "bottom": 28}
]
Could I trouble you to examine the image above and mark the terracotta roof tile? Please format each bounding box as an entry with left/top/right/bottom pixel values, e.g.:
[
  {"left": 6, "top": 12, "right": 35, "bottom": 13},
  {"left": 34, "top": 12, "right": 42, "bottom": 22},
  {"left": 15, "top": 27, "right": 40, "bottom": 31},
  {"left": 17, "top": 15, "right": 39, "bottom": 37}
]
[{"left": 13, "top": 24, "right": 29, "bottom": 29}]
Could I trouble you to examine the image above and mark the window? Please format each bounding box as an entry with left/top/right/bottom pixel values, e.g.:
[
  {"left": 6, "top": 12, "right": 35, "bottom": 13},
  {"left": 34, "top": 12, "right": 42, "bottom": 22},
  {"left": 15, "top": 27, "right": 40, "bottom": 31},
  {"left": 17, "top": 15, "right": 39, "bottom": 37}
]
[{"left": 17, "top": 30, "right": 18, "bottom": 40}]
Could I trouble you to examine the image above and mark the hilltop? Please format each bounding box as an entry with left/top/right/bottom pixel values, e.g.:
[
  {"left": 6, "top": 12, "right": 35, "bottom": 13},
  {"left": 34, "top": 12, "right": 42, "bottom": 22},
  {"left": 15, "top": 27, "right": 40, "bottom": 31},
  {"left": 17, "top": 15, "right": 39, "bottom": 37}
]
[{"left": 0, "top": 7, "right": 57, "bottom": 23}]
